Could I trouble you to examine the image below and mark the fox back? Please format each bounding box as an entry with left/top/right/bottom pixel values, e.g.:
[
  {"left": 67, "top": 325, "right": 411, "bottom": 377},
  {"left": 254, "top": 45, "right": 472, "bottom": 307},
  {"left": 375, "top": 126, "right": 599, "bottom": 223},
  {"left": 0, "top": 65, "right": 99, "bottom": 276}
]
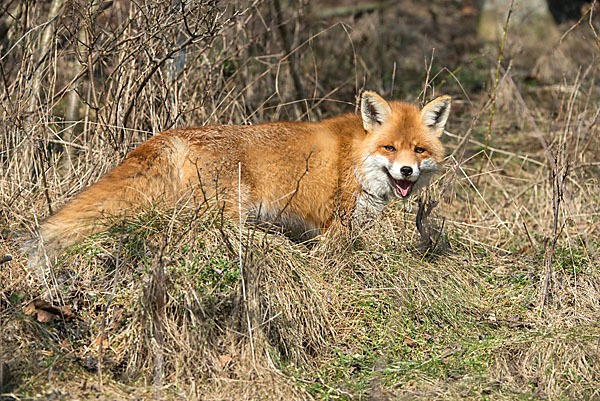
[{"left": 25, "top": 91, "right": 450, "bottom": 264}]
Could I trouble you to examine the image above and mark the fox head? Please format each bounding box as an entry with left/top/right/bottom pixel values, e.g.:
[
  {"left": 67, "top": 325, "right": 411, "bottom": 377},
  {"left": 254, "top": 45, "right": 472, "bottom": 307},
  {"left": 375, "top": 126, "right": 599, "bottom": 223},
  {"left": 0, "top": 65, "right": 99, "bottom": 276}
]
[{"left": 356, "top": 90, "right": 450, "bottom": 200}]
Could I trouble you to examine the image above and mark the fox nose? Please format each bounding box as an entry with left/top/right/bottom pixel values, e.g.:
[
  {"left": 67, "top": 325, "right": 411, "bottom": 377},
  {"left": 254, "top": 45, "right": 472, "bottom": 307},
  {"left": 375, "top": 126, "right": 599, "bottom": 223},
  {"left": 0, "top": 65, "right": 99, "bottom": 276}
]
[{"left": 400, "top": 166, "right": 413, "bottom": 177}]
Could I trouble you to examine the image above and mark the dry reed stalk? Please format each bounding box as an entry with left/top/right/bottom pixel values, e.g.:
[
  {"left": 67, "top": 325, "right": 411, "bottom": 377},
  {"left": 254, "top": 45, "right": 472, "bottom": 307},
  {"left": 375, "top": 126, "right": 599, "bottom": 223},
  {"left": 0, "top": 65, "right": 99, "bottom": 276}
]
[{"left": 475, "top": 0, "right": 515, "bottom": 188}]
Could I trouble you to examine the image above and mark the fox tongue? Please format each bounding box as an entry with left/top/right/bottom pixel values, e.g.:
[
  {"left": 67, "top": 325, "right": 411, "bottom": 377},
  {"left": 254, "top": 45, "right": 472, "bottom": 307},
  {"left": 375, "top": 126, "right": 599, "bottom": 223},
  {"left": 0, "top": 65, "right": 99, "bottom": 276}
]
[{"left": 395, "top": 180, "right": 412, "bottom": 197}]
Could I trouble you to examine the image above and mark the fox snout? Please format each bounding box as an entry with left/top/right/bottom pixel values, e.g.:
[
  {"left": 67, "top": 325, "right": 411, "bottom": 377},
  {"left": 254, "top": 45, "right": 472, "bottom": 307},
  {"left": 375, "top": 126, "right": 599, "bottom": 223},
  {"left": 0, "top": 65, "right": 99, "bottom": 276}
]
[
  {"left": 400, "top": 166, "right": 413, "bottom": 177},
  {"left": 387, "top": 161, "right": 419, "bottom": 181},
  {"left": 386, "top": 162, "right": 420, "bottom": 199},
  {"left": 389, "top": 159, "right": 440, "bottom": 198}
]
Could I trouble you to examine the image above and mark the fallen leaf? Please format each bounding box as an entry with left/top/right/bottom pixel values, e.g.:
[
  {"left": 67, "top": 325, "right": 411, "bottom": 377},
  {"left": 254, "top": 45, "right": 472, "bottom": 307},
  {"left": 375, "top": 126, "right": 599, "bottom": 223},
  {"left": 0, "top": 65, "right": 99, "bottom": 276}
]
[
  {"left": 23, "top": 302, "right": 36, "bottom": 316},
  {"left": 218, "top": 354, "right": 233, "bottom": 369},
  {"left": 36, "top": 309, "right": 55, "bottom": 323},
  {"left": 403, "top": 336, "right": 417, "bottom": 347},
  {"left": 461, "top": 6, "right": 477, "bottom": 17},
  {"left": 23, "top": 300, "right": 76, "bottom": 323},
  {"left": 91, "top": 335, "right": 110, "bottom": 352}
]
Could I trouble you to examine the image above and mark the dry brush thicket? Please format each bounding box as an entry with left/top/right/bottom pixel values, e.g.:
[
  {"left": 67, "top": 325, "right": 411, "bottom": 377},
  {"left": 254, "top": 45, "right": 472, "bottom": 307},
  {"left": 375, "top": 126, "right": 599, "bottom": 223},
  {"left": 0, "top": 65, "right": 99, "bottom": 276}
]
[{"left": 1, "top": 1, "right": 600, "bottom": 400}]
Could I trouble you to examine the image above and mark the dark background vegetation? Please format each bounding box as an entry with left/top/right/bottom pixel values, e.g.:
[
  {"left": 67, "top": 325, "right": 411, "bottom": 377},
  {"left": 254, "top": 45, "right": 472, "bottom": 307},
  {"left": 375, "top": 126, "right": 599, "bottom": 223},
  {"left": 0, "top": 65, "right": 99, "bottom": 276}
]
[{"left": 1, "top": 0, "right": 599, "bottom": 400}]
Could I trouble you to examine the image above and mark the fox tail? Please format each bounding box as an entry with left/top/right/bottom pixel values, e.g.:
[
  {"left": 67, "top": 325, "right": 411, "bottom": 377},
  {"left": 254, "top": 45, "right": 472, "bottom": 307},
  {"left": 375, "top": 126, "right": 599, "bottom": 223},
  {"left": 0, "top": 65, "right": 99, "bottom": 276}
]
[{"left": 23, "top": 134, "right": 189, "bottom": 268}]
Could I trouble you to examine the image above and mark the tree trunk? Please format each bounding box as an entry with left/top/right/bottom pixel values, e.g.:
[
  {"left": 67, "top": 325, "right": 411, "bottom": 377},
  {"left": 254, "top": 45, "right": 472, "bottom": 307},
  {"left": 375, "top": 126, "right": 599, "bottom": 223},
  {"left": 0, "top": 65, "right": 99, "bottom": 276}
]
[
  {"left": 61, "top": 27, "right": 87, "bottom": 176},
  {"left": 28, "top": 0, "right": 64, "bottom": 118},
  {"left": 478, "top": 0, "right": 559, "bottom": 45}
]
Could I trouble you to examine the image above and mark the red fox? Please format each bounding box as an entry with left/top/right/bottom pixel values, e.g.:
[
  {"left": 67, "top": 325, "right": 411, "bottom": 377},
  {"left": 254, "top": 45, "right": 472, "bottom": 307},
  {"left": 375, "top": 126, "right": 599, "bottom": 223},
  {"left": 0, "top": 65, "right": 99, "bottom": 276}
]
[{"left": 25, "top": 91, "right": 450, "bottom": 263}]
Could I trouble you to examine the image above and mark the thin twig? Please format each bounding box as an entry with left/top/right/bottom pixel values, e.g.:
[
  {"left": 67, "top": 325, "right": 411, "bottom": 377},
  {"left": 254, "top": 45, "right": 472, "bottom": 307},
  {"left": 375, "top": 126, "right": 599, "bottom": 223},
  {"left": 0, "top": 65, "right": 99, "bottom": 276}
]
[
  {"left": 238, "top": 161, "right": 256, "bottom": 367},
  {"left": 97, "top": 221, "right": 126, "bottom": 388},
  {"left": 476, "top": 0, "right": 515, "bottom": 186}
]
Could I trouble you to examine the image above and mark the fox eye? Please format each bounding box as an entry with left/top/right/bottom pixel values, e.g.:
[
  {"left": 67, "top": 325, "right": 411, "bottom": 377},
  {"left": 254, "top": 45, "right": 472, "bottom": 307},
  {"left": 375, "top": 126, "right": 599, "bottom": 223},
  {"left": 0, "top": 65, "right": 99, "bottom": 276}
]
[
  {"left": 414, "top": 146, "right": 426, "bottom": 154},
  {"left": 383, "top": 145, "right": 396, "bottom": 152}
]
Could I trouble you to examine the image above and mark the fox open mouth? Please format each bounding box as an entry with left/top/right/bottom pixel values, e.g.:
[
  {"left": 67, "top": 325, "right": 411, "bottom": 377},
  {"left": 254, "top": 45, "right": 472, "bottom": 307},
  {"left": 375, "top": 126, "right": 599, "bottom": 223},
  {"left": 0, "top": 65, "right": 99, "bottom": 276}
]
[{"left": 392, "top": 178, "right": 413, "bottom": 198}]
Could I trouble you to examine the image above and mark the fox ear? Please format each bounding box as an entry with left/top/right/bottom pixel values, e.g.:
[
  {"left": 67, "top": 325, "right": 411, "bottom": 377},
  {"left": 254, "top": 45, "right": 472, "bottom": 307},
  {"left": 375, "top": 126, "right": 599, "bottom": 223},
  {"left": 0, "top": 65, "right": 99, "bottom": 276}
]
[
  {"left": 360, "top": 90, "right": 392, "bottom": 132},
  {"left": 421, "top": 96, "right": 451, "bottom": 137}
]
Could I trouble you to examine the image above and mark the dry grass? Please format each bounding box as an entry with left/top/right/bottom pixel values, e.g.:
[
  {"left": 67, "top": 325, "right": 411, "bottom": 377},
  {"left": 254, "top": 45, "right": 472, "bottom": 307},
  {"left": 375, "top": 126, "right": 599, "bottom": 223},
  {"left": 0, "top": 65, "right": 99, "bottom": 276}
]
[{"left": 1, "top": 0, "right": 600, "bottom": 400}]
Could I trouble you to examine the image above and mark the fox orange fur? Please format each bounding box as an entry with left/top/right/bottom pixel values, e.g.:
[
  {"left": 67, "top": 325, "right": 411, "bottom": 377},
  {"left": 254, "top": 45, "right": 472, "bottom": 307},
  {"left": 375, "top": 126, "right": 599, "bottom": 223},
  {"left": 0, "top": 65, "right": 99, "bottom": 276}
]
[{"left": 25, "top": 91, "right": 450, "bottom": 264}]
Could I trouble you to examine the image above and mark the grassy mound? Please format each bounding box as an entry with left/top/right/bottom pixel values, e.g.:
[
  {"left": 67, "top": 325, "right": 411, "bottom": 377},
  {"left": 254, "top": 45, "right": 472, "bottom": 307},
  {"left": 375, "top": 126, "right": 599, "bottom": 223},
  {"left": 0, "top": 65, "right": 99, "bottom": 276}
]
[{"left": 3, "top": 173, "right": 600, "bottom": 400}]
